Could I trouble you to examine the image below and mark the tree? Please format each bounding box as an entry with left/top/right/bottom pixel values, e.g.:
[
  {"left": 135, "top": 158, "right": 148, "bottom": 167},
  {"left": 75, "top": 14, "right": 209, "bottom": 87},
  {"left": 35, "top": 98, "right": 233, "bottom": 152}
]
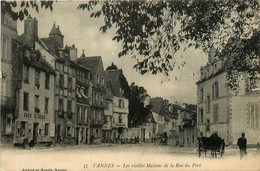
[
  {"left": 128, "top": 82, "right": 150, "bottom": 127},
  {"left": 1, "top": 1, "right": 54, "bottom": 21},
  {"left": 106, "top": 63, "right": 150, "bottom": 127},
  {"left": 79, "top": 0, "right": 259, "bottom": 89}
]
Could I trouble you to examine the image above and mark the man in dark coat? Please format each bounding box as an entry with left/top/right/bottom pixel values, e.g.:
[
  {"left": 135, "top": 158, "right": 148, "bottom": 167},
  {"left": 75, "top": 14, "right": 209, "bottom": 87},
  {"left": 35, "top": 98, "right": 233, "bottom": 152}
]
[{"left": 237, "top": 133, "right": 247, "bottom": 159}]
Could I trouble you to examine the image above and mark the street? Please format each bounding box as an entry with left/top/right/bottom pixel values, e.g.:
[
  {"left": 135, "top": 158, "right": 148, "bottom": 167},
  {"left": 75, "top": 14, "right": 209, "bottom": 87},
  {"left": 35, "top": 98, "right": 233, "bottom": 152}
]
[{"left": 1, "top": 143, "right": 260, "bottom": 171}]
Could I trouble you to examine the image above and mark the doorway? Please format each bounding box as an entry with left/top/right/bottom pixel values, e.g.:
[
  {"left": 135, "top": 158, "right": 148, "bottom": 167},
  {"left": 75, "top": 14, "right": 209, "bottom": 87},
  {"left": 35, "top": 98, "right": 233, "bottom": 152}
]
[
  {"left": 33, "top": 123, "right": 39, "bottom": 143},
  {"left": 57, "top": 124, "right": 61, "bottom": 143}
]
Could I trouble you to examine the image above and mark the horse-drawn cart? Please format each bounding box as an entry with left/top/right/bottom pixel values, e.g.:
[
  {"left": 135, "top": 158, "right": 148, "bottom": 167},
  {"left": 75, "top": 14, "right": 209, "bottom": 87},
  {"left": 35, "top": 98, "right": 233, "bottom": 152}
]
[{"left": 197, "top": 134, "right": 225, "bottom": 158}]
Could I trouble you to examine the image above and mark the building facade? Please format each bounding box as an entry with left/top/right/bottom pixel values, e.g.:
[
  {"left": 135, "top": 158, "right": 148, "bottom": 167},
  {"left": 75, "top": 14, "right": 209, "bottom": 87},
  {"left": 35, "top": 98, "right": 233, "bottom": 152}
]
[
  {"left": 105, "top": 69, "right": 129, "bottom": 142},
  {"left": 74, "top": 52, "right": 92, "bottom": 145},
  {"left": 13, "top": 47, "right": 56, "bottom": 145},
  {"left": 197, "top": 50, "right": 260, "bottom": 145},
  {"left": 102, "top": 80, "right": 113, "bottom": 143},
  {"left": 1, "top": 12, "right": 18, "bottom": 144},
  {"left": 77, "top": 56, "right": 106, "bottom": 144}
]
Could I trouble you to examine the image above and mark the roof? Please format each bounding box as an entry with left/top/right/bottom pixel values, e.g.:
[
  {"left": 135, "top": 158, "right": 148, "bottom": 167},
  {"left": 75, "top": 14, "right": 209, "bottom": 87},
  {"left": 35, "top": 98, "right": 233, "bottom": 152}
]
[
  {"left": 40, "top": 37, "right": 61, "bottom": 57},
  {"left": 23, "top": 49, "right": 55, "bottom": 74},
  {"left": 77, "top": 56, "right": 102, "bottom": 72},
  {"left": 49, "top": 23, "right": 63, "bottom": 36},
  {"left": 105, "top": 69, "right": 125, "bottom": 98}
]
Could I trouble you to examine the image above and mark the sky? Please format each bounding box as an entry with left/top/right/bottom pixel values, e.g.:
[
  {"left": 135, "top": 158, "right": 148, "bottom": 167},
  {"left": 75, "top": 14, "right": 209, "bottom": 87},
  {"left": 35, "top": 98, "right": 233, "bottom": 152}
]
[{"left": 16, "top": 1, "right": 208, "bottom": 104}]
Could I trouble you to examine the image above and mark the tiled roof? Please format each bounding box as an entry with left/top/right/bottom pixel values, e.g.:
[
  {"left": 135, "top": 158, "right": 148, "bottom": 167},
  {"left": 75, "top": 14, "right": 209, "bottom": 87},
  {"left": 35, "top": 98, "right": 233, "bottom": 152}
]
[
  {"left": 105, "top": 69, "right": 125, "bottom": 98},
  {"left": 40, "top": 37, "right": 61, "bottom": 57},
  {"left": 77, "top": 56, "right": 102, "bottom": 72}
]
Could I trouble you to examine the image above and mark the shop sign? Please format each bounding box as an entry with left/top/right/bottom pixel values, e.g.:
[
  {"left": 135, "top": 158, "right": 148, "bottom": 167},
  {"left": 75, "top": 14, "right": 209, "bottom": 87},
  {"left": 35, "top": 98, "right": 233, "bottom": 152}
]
[
  {"left": 34, "top": 114, "right": 45, "bottom": 119},
  {"left": 24, "top": 113, "right": 32, "bottom": 118}
]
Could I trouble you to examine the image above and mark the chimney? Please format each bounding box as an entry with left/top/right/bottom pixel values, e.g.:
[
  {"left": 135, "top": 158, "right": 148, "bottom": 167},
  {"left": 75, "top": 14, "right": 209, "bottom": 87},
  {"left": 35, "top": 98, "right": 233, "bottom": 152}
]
[
  {"left": 208, "top": 48, "right": 216, "bottom": 63},
  {"left": 24, "top": 15, "right": 38, "bottom": 48},
  {"left": 69, "top": 44, "right": 77, "bottom": 61}
]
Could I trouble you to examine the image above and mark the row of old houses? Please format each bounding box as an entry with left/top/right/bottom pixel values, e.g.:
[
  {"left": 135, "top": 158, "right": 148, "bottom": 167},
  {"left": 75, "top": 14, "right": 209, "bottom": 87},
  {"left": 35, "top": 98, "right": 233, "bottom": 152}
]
[
  {"left": 139, "top": 97, "right": 198, "bottom": 147},
  {"left": 1, "top": 13, "right": 129, "bottom": 146}
]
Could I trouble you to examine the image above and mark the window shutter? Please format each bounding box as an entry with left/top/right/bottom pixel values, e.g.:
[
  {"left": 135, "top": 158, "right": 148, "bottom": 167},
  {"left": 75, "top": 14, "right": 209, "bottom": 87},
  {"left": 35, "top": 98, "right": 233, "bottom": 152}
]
[
  {"left": 212, "top": 84, "right": 215, "bottom": 99},
  {"left": 255, "top": 105, "right": 259, "bottom": 128}
]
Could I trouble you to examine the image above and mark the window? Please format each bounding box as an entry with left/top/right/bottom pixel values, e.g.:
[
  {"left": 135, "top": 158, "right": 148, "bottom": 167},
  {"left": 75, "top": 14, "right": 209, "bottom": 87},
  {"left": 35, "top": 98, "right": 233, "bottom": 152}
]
[
  {"left": 23, "top": 92, "right": 29, "bottom": 111},
  {"left": 45, "top": 73, "right": 50, "bottom": 89},
  {"left": 249, "top": 104, "right": 259, "bottom": 129},
  {"left": 214, "top": 82, "right": 219, "bottom": 98},
  {"left": 20, "top": 122, "right": 26, "bottom": 137},
  {"left": 59, "top": 74, "right": 64, "bottom": 88},
  {"left": 206, "top": 119, "right": 210, "bottom": 132},
  {"left": 68, "top": 77, "right": 72, "bottom": 93},
  {"left": 212, "top": 82, "right": 219, "bottom": 99},
  {"left": 6, "top": 117, "right": 12, "bottom": 125},
  {"left": 84, "top": 108, "right": 88, "bottom": 124},
  {"left": 24, "top": 65, "right": 29, "bottom": 84},
  {"left": 67, "top": 100, "right": 72, "bottom": 112},
  {"left": 58, "top": 99, "right": 63, "bottom": 111},
  {"left": 213, "top": 104, "right": 219, "bottom": 123},
  {"left": 192, "top": 134, "right": 195, "bottom": 143},
  {"left": 35, "top": 69, "right": 40, "bottom": 88},
  {"left": 118, "top": 99, "right": 124, "bottom": 108},
  {"left": 78, "top": 107, "right": 81, "bottom": 123},
  {"left": 102, "top": 77, "right": 104, "bottom": 85},
  {"left": 100, "top": 94, "right": 103, "bottom": 103},
  {"left": 1, "top": 36, "right": 7, "bottom": 58},
  {"left": 1, "top": 75, "right": 7, "bottom": 97},
  {"left": 172, "top": 122, "right": 176, "bottom": 127},
  {"left": 200, "top": 108, "right": 204, "bottom": 123},
  {"left": 44, "top": 123, "right": 49, "bottom": 136},
  {"left": 200, "top": 88, "right": 203, "bottom": 102},
  {"left": 66, "top": 126, "right": 71, "bottom": 137},
  {"left": 119, "top": 114, "right": 122, "bottom": 123},
  {"left": 206, "top": 95, "right": 210, "bottom": 113},
  {"left": 44, "top": 97, "right": 49, "bottom": 113},
  {"left": 95, "top": 93, "right": 98, "bottom": 103},
  {"left": 35, "top": 95, "right": 40, "bottom": 112},
  {"left": 97, "top": 75, "right": 100, "bottom": 85}
]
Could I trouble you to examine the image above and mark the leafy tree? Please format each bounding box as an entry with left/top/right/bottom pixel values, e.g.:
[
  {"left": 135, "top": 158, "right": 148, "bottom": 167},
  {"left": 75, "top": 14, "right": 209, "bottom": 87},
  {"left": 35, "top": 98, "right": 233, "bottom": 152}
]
[
  {"left": 128, "top": 82, "right": 150, "bottom": 127},
  {"left": 1, "top": 0, "right": 54, "bottom": 20},
  {"left": 79, "top": 0, "right": 259, "bottom": 90},
  {"left": 106, "top": 63, "right": 149, "bottom": 127}
]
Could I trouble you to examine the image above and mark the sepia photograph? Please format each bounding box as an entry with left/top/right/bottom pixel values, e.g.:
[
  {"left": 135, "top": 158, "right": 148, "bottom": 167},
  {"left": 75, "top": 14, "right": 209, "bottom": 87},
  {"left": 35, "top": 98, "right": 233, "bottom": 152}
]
[{"left": 1, "top": 0, "right": 260, "bottom": 170}]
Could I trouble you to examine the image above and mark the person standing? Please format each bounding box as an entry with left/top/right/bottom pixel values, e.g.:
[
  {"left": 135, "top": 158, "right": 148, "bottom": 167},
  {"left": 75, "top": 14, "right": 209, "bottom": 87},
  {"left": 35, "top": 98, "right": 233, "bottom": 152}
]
[{"left": 237, "top": 133, "right": 247, "bottom": 159}]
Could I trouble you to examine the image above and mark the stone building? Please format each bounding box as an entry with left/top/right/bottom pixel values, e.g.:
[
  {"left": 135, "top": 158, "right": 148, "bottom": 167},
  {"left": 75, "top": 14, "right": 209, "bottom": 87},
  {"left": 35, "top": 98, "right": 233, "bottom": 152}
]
[
  {"left": 13, "top": 46, "right": 56, "bottom": 146},
  {"left": 41, "top": 27, "right": 77, "bottom": 145},
  {"left": 1, "top": 12, "right": 18, "bottom": 144},
  {"left": 73, "top": 50, "right": 92, "bottom": 145},
  {"left": 77, "top": 56, "right": 106, "bottom": 144},
  {"left": 196, "top": 49, "right": 260, "bottom": 145},
  {"left": 102, "top": 79, "right": 113, "bottom": 143},
  {"left": 177, "top": 106, "right": 198, "bottom": 147},
  {"left": 19, "top": 17, "right": 78, "bottom": 145},
  {"left": 105, "top": 69, "right": 129, "bottom": 142}
]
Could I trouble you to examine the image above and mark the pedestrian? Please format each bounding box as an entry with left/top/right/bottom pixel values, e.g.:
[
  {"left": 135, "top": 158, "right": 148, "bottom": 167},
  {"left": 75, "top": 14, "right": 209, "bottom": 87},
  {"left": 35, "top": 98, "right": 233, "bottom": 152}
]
[{"left": 237, "top": 132, "right": 247, "bottom": 159}]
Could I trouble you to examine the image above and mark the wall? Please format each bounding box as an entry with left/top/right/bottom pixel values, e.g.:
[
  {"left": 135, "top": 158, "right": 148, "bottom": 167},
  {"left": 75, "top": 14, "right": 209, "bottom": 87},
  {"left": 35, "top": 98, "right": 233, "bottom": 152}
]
[
  {"left": 197, "top": 72, "right": 229, "bottom": 141},
  {"left": 231, "top": 95, "right": 260, "bottom": 145},
  {"left": 1, "top": 13, "right": 18, "bottom": 144},
  {"left": 14, "top": 65, "right": 55, "bottom": 144}
]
